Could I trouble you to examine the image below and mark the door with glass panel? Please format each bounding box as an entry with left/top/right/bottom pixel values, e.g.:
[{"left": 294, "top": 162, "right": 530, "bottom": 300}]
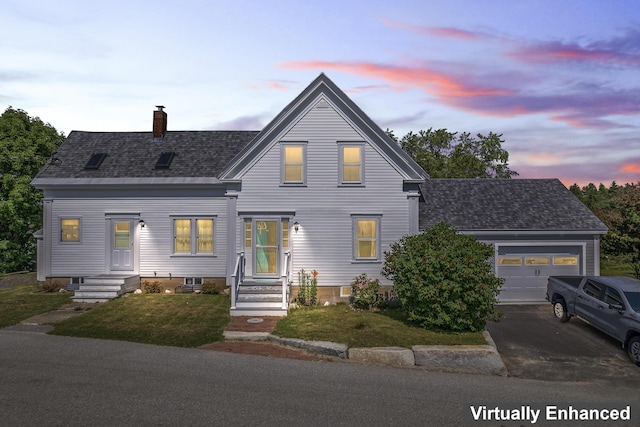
[
  {"left": 254, "top": 220, "right": 279, "bottom": 278},
  {"left": 111, "top": 219, "right": 134, "bottom": 271}
]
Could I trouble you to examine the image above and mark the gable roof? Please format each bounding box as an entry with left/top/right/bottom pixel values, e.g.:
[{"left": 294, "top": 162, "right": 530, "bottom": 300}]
[
  {"left": 219, "top": 73, "right": 427, "bottom": 182},
  {"left": 32, "top": 130, "right": 258, "bottom": 186},
  {"left": 419, "top": 179, "right": 608, "bottom": 233}
]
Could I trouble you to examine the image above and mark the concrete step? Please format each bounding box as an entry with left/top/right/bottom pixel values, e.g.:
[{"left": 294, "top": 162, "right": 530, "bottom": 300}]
[
  {"left": 235, "top": 300, "right": 284, "bottom": 309},
  {"left": 230, "top": 307, "right": 288, "bottom": 317},
  {"left": 237, "top": 294, "right": 281, "bottom": 302},
  {"left": 78, "top": 285, "right": 123, "bottom": 292}
]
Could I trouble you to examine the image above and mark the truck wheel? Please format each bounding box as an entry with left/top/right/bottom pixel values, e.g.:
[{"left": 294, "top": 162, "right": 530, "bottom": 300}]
[
  {"left": 628, "top": 336, "right": 640, "bottom": 366},
  {"left": 553, "top": 300, "right": 570, "bottom": 322}
]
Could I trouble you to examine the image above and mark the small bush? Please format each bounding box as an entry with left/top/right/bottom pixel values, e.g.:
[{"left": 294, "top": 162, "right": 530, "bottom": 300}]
[
  {"left": 297, "top": 269, "right": 318, "bottom": 306},
  {"left": 350, "top": 273, "right": 381, "bottom": 310},
  {"left": 382, "top": 222, "right": 503, "bottom": 332},
  {"left": 201, "top": 281, "right": 223, "bottom": 294},
  {"left": 143, "top": 280, "right": 163, "bottom": 294},
  {"left": 41, "top": 281, "right": 63, "bottom": 293}
]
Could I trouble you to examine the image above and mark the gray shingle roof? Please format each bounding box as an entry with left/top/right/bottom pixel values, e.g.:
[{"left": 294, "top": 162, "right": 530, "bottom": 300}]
[
  {"left": 419, "top": 179, "right": 608, "bottom": 232},
  {"left": 34, "top": 130, "right": 259, "bottom": 179}
]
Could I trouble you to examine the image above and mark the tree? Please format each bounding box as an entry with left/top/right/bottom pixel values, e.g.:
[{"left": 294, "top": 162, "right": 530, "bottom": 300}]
[
  {"left": 387, "top": 128, "right": 518, "bottom": 178},
  {"left": 0, "top": 107, "right": 64, "bottom": 273},
  {"left": 572, "top": 181, "right": 640, "bottom": 278},
  {"left": 382, "top": 222, "right": 503, "bottom": 332}
]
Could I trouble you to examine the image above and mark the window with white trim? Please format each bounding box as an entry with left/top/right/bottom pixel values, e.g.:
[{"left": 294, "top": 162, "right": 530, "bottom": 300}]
[
  {"left": 281, "top": 143, "right": 306, "bottom": 185},
  {"left": 173, "top": 217, "right": 215, "bottom": 255},
  {"left": 352, "top": 215, "right": 381, "bottom": 261},
  {"left": 60, "top": 218, "right": 81, "bottom": 242},
  {"left": 339, "top": 143, "right": 364, "bottom": 185}
]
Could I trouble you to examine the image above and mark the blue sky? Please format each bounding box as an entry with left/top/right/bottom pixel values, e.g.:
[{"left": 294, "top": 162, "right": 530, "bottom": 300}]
[{"left": 2, "top": 0, "right": 639, "bottom": 186}]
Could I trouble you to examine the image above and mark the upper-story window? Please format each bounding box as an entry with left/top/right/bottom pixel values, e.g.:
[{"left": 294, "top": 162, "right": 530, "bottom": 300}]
[
  {"left": 281, "top": 143, "right": 306, "bottom": 185},
  {"left": 339, "top": 143, "right": 364, "bottom": 185}
]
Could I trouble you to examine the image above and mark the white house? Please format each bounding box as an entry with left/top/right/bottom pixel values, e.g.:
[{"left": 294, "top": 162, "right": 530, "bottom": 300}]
[{"left": 31, "top": 74, "right": 607, "bottom": 314}]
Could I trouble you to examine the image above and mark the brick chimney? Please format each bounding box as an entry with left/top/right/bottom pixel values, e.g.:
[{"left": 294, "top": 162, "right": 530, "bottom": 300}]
[{"left": 153, "top": 105, "right": 167, "bottom": 139}]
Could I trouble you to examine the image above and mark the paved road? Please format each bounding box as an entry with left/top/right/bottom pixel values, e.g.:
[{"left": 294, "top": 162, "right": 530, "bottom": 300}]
[
  {"left": 1, "top": 329, "right": 638, "bottom": 426},
  {"left": 487, "top": 304, "right": 640, "bottom": 385}
]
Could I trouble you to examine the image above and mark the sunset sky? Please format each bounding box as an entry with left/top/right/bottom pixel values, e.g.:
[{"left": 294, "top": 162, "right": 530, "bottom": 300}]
[{"left": 2, "top": 0, "right": 639, "bottom": 187}]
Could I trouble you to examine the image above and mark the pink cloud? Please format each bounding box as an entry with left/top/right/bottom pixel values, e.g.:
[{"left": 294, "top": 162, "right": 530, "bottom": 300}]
[
  {"left": 621, "top": 163, "right": 640, "bottom": 173},
  {"left": 282, "top": 60, "right": 511, "bottom": 99},
  {"left": 507, "top": 29, "right": 640, "bottom": 66},
  {"left": 380, "top": 18, "right": 486, "bottom": 41},
  {"left": 282, "top": 54, "right": 639, "bottom": 129}
]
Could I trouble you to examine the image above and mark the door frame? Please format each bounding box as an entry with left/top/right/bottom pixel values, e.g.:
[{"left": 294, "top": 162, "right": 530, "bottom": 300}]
[{"left": 106, "top": 215, "right": 139, "bottom": 274}]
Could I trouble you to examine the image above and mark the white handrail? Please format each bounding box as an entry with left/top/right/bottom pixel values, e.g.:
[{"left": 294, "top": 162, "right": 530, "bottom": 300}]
[
  {"left": 281, "top": 251, "right": 291, "bottom": 309},
  {"left": 230, "top": 251, "right": 245, "bottom": 309}
]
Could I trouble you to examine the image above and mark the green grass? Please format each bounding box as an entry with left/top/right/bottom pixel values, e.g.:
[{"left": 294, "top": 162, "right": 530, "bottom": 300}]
[
  {"left": 0, "top": 283, "right": 71, "bottom": 328},
  {"left": 273, "top": 304, "right": 485, "bottom": 348},
  {"left": 600, "top": 260, "right": 638, "bottom": 278},
  {"left": 50, "top": 293, "right": 230, "bottom": 347}
]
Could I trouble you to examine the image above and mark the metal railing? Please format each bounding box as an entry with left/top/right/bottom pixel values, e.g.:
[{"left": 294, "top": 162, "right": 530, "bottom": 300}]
[
  {"left": 230, "top": 251, "right": 245, "bottom": 310},
  {"left": 281, "top": 250, "right": 292, "bottom": 310}
]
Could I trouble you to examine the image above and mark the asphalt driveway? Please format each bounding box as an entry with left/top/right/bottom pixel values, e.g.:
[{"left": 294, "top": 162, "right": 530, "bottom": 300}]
[{"left": 486, "top": 304, "right": 640, "bottom": 385}]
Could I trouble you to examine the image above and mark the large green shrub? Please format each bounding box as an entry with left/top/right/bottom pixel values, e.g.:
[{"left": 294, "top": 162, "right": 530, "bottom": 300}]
[{"left": 382, "top": 222, "right": 502, "bottom": 332}]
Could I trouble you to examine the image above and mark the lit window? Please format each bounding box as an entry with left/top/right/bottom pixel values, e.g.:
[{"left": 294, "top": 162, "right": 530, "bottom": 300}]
[
  {"left": 282, "top": 143, "right": 306, "bottom": 185},
  {"left": 196, "top": 219, "right": 213, "bottom": 253},
  {"left": 173, "top": 217, "right": 215, "bottom": 255},
  {"left": 353, "top": 216, "right": 380, "bottom": 261},
  {"left": 245, "top": 220, "right": 252, "bottom": 248},
  {"left": 553, "top": 256, "right": 578, "bottom": 265},
  {"left": 339, "top": 143, "right": 364, "bottom": 185},
  {"left": 282, "top": 220, "right": 289, "bottom": 249},
  {"left": 525, "top": 256, "right": 549, "bottom": 265},
  {"left": 61, "top": 218, "right": 80, "bottom": 242},
  {"left": 498, "top": 257, "right": 522, "bottom": 266},
  {"left": 174, "top": 219, "right": 191, "bottom": 253}
]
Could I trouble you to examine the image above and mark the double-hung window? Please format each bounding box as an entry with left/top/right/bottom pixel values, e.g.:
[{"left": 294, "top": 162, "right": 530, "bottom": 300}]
[
  {"left": 339, "top": 143, "right": 364, "bottom": 185},
  {"left": 60, "top": 218, "right": 81, "bottom": 242},
  {"left": 281, "top": 143, "right": 306, "bottom": 185},
  {"left": 352, "top": 215, "right": 381, "bottom": 261},
  {"left": 173, "top": 217, "right": 215, "bottom": 255}
]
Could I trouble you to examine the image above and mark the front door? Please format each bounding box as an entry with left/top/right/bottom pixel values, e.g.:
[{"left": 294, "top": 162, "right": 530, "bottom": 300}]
[
  {"left": 254, "top": 220, "right": 279, "bottom": 278},
  {"left": 111, "top": 219, "right": 134, "bottom": 271}
]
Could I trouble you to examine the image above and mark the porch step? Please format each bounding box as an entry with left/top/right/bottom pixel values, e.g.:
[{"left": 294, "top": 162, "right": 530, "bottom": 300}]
[
  {"left": 232, "top": 279, "right": 288, "bottom": 317},
  {"left": 72, "top": 275, "right": 140, "bottom": 303}
]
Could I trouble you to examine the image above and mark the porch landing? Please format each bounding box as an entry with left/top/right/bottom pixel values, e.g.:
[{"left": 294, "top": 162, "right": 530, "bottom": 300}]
[{"left": 72, "top": 275, "right": 140, "bottom": 303}]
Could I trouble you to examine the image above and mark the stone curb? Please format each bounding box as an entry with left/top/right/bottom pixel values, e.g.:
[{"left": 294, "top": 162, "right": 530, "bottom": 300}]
[
  {"left": 223, "top": 329, "right": 507, "bottom": 376},
  {"left": 268, "top": 336, "right": 349, "bottom": 358}
]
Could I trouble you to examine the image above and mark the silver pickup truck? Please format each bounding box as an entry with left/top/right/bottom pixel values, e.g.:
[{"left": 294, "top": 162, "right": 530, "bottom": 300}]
[{"left": 546, "top": 276, "right": 640, "bottom": 366}]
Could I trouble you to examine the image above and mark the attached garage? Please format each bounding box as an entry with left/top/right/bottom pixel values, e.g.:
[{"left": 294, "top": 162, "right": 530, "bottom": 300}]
[
  {"left": 419, "top": 179, "right": 608, "bottom": 304},
  {"left": 496, "top": 245, "right": 583, "bottom": 302}
]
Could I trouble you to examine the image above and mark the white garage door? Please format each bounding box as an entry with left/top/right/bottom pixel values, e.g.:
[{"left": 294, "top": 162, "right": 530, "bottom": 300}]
[{"left": 497, "top": 246, "right": 581, "bottom": 303}]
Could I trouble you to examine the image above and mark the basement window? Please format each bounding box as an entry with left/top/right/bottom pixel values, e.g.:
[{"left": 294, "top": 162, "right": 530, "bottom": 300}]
[
  {"left": 84, "top": 153, "right": 107, "bottom": 169},
  {"left": 155, "top": 151, "right": 175, "bottom": 169}
]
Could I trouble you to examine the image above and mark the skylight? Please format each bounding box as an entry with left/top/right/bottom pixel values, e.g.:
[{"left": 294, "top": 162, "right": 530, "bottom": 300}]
[
  {"left": 155, "top": 151, "right": 175, "bottom": 169},
  {"left": 84, "top": 153, "right": 107, "bottom": 169}
]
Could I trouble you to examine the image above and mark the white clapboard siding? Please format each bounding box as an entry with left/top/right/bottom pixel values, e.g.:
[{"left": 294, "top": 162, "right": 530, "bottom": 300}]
[
  {"left": 49, "top": 197, "right": 228, "bottom": 278},
  {"left": 236, "top": 98, "right": 411, "bottom": 287}
]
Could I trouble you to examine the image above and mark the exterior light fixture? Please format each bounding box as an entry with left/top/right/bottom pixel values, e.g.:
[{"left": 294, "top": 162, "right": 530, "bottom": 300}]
[
  {"left": 139, "top": 219, "right": 145, "bottom": 228},
  {"left": 294, "top": 221, "right": 300, "bottom": 233}
]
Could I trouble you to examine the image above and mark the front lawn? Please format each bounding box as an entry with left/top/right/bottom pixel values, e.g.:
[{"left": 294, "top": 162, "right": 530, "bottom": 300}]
[
  {"left": 2, "top": 282, "right": 486, "bottom": 349},
  {"left": 50, "top": 293, "right": 230, "bottom": 348},
  {"left": 0, "top": 283, "right": 71, "bottom": 328},
  {"left": 273, "top": 304, "right": 486, "bottom": 348}
]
